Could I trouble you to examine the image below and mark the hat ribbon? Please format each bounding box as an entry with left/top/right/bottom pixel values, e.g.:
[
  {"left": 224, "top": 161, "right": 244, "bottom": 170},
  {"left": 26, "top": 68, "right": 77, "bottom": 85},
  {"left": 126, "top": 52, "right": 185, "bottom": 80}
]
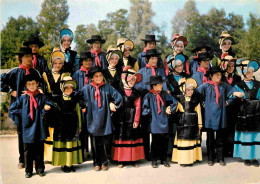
[{"left": 149, "top": 89, "right": 164, "bottom": 114}]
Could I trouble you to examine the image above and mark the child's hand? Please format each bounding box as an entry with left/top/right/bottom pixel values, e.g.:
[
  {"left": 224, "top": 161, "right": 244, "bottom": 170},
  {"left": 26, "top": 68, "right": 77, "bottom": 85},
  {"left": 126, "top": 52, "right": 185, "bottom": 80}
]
[
  {"left": 82, "top": 108, "right": 86, "bottom": 113},
  {"left": 166, "top": 106, "right": 171, "bottom": 115},
  {"left": 110, "top": 103, "right": 117, "bottom": 112},
  {"left": 38, "top": 88, "right": 44, "bottom": 94},
  {"left": 233, "top": 92, "right": 244, "bottom": 98},
  {"left": 21, "top": 91, "right": 27, "bottom": 96},
  {"left": 133, "top": 122, "right": 138, "bottom": 128},
  {"left": 44, "top": 105, "right": 51, "bottom": 111}
]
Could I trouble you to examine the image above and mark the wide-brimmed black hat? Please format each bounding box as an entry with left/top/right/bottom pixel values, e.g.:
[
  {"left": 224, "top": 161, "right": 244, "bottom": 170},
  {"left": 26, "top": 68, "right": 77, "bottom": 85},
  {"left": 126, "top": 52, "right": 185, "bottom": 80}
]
[
  {"left": 194, "top": 52, "right": 213, "bottom": 62},
  {"left": 86, "top": 35, "right": 106, "bottom": 44},
  {"left": 23, "top": 35, "right": 44, "bottom": 48},
  {"left": 78, "top": 51, "right": 92, "bottom": 60},
  {"left": 141, "top": 34, "right": 159, "bottom": 42},
  {"left": 205, "top": 66, "right": 224, "bottom": 77},
  {"left": 191, "top": 45, "right": 211, "bottom": 53},
  {"left": 23, "top": 73, "right": 41, "bottom": 84},
  {"left": 142, "top": 49, "right": 161, "bottom": 58},
  {"left": 145, "top": 75, "right": 167, "bottom": 85},
  {"left": 14, "top": 47, "right": 33, "bottom": 55},
  {"left": 86, "top": 66, "right": 105, "bottom": 78}
]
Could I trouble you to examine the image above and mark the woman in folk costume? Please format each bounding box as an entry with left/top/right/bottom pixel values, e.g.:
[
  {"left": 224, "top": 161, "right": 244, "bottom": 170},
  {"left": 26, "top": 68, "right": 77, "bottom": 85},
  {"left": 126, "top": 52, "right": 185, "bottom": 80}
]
[
  {"left": 86, "top": 35, "right": 107, "bottom": 69},
  {"left": 52, "top": 77, "right": 84, "bottom": 172},
  {"left": 192, "top": 52, "right": 213, "bottom": 87},
  {"left": 166, "top": 33, "right": 189, "bottom": 75},
  {"left": 211, "top": 31, "right": 236, "bottom": 67},
  {"left": 195, "top": 66, "right": 244, "bottom": 166},
  {"left": 117, "top": 38, "right": 139, "bottom": 72},
  {"left": 23, "top": 34, "right": 49, "bottom": 75},
  {"left": 137, "top": 34, "right": 163, "bottom": 69},
  {"left": 189, "top": 44, "right": 211, "bottom": 76},
  {"left": 0, "top": 46, "right": 44, "bottom": 169},
  {"left": 42, "top": 49, "right": 70, "bottom": 163},
  {"left": 81, "top": 66, "right": 123, "bottom": 171},
  {"left": 60, "top": 28, "right": 79, "bottom": 75},
  {"left": 112, "top": 69, "right": 145, "bottom": 168},
  {"left": 233, "top": 59, "right": 260, "bottom": 167},
  {"left": 103, "top": 47, "right": 123, "bottom": 90},
  {"left": 172, "top": 78, "right": 203, "bottom": 167}
]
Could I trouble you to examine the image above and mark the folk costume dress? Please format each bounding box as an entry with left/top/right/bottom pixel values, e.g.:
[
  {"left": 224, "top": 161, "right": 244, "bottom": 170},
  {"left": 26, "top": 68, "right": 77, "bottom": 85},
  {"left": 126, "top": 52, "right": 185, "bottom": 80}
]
[
  {"left": 61, "top": 47, "right": 79, "bottom": 75},
  {"left": 233, "top": 80, "right": 260, "bottom": 160},
  {"left": 103, "top": 67, "right": 122, "bottom": 90},
  {"left": 81, "top": 81, "right": 123, "bottom": 166},
  {"left": 172, "top": 93, "right": 203, "bottom": 165},
  {"left": 122, "top": 56, "right": 139, "bottom": 72},
  {"left": 112, "top": 87, "right": 145, "bottom": 162},
  {"left": 52, "top": 92, "right": 83, "bottom": 167}
]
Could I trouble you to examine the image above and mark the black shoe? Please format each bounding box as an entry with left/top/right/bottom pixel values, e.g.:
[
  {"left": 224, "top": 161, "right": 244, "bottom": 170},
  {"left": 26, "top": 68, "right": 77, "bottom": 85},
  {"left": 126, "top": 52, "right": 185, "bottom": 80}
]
[
  {"left": 208, "top": 161, "right": 214, "bottom": 166},
  {"left": 151, "top": 160, "right": 158, "bottom": 168},
  {"left": 219, "top": 160, "right": 226, "bottom": 166},
  {"left": 244, "top": 160, "right": 251, "bottom": 166},
  {"left": 63, "top": 166, "right": 71, "bottom": 173},
  {"left": 25, "top": 172, "right": 33, "bottom": 178},
  {"left": 37, "top": 171, "right": 45, "bottom": 177},
  {"left": 180, "top": 164, "right": 187, "bottom": 167},
  {"left": 252, "top": 160, "right": 259, "bottom": 167},
  {"left": 70, "top": 166, "right": 76, "bottom": 172},
  {"left": 161, "top": 161, "right": 170, "bottom": 167}
]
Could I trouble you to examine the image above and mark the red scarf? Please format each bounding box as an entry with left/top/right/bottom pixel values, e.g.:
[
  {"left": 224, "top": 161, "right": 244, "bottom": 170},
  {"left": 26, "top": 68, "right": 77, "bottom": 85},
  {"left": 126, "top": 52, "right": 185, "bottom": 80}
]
[
  {"left": 197, "top": 67, "right": 209, "bottom": 84},
  {"left": 149, "top": 89, "right": 164, "bottom": 114},
  {"left": 193, "top": 55, "right": 198, "bottom": 59},
  {"left": 207, "top": 81, "right": 221, "bottom": 107},
  {"left": 143, "top": 47, "right": 148, "bottom": 53},
  {"left": 124, "top": 89, "right": 132, "bottom": 96},
  {"left": 32, "top": 55, "right": 37, "bottom": 69},
  {"left": 27, "top": 89, "right": 40, "bottom": 120},
  {"left": 90, "top": 81, "right": 105, "bottom": 108},
  {"left": 91, "top": 48, "right": 102, "bottom": 67},
  {"left": 80, "top": 66, "right": 90, "bottom": 85},
  {"left": 19, "top": 64, "right": 32, "bottom": 75},
  {"left": 146, "top": 64, "right": 157, "bottom": 76}
]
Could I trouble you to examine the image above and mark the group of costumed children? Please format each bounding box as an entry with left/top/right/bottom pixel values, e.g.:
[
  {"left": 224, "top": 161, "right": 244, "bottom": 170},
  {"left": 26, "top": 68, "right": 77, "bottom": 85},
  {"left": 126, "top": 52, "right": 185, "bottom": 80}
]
[{"left": 1, "top": 28, "right": 259, "bottom": 179}]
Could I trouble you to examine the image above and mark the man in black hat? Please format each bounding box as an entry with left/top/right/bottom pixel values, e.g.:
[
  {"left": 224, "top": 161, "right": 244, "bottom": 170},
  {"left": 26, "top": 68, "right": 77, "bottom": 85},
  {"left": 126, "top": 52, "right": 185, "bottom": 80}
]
[
  {"left": 137, "top": 34, "right": 163, "bottom": 69},
  {"left": 23, "top": 34, "right": 49, "bottom": 75},
  {"left": 0, "top": 46, "right": 44, "bottom": 169}
]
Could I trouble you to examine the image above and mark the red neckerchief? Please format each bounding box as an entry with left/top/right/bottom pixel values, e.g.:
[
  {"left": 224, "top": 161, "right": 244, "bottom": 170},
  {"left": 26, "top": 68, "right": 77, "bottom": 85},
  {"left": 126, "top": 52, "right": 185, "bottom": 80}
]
[
  {"left": 221, "top": 52, "right": 228, "bottom": 60},
  {"left": 80, "top": 66, "right": 90, "bottom": 85},
  {"left": 19, "top": 64, "right": 32, "bottom": 75},
  {"left": 124, "top": 88, "right": 132, "bottom": 96},
  {"left": 226, "top": 76, "right": 233, "bottom": 84},
  {"left": 90, "top": 48, "right": 102, "bottom": 67},
  {"left": 197, "top": 66, "right": 209, "bottom": 84},
  {"left": 32, "top": 55, "right": 37, "bottom": 69},
  {"left": 26, "top": 89, "right": 40, "bottom": 120},
  {"left": 90, "top": 81, "right": 105, "bottom": 108},
  {"left": 146, "top": 64, "right": 157, "bottom": 76},
  {"left": 193, "top": 55, "right": 198, "bottom": 59},
  {"left": 143, "top": 47, "right": 148, "bottom": 53},
  {"left": 149, "top": 89, "right": 164, "bottom": 114},
  {"left": 207, "top": 80, "right": 221, "bottom": 107}
]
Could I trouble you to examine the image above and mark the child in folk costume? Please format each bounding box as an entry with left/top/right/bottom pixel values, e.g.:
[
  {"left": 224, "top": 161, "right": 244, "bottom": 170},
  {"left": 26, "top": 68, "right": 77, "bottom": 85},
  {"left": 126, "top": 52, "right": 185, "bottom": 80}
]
[
  {"left": 233, "top": 60, "right": 260, "bottom": 167},
  {"left": 42, "top": 50, "right": 70, "bottom": 163},
  {"left": 81, "top": 66, "right": 123, "bottom": 171},
  {"left": 9, "top": 73, "right": 54, "bottom": 178},
  {"left": 195, "top": 66, "right": 244, "bottom": 166},
  {"left": 52, "top": 77, "right": 84, "bottom": 172},
  {"left": 142, "top": 75, "right": 178, "bottom": 168},
  {"left": 86, "top": 35, "right": 107, "bottom": 69},
  {"left": 117, "top": 38, "right": 139, "bottom": 72},
  {"left": 172, "top": 78, "right": 203, "bottom": 167},
  {"left": 112, "top": 69, "right": 145, "bottom": 168},
  {"left": 0, "top": 46, "right": 44, "bottom": 169}
]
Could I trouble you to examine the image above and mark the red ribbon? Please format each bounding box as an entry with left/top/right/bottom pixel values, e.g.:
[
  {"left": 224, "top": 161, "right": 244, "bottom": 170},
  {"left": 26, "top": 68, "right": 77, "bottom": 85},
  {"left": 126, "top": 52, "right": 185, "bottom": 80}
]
[
  {"left": 226, "top": 76, "right": 233, "bottom": 85},
  {"left": 80, "top": 66, "right": 90, "bottom": 85},
  {"left": 207, "top": 80, "right": 221, "bottom": 107},
  {"left": 19, "top": 64, "right": 32, "bottom": 75},
  {"left": 149, "top": 89, "right": 164, "bottom": 114},
  {"left": 146, "top": 64, "right": 157, "bottom": 76},
  {"left": 221, "top": 52, "right": 228, "bottom": 60},
  {"left": 27, "top": 89, "right": 40, "bottom": 120},
  {"left": 197, "top": 66, "right": 209, "bottom": 84},
  {"left": 90, "top": 81, "right": 105, "bottom": 108},
  {"left": 91, "top": 48, "right": 102, "bottom": 67},
  {"left": 32, "top": 55, "right": 37, "bottom": 69}
]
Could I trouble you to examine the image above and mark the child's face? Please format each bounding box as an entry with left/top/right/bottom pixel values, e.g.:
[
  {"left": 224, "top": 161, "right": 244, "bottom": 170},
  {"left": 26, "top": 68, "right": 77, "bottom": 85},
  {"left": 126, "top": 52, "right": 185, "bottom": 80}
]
[
  {"left": 126, "top": 75, "right": 136, "bottom": 88},
  {"left": 147, "top": 57, "right": 158, "bottom": 67},
  {"left": 211, "top": 72, "right": 222, "bottom": 83},
  {"left": 92, "top": 41, "right": 101, "bottom": 51},
  {"left": 221, "top": 40, "right": 231, "bottom": 52},
  {"left": 174, "top": 43, "right": 184, "bottom": 54},
  {"left": 29, "top": 44, "right": 39, "bottom": 54},
  {"left": 62, "top": 36, "right": 71, "bottom": 50},
  {"left": 64, "top": 86, "right": 73, "bottom": 96},
  {"left": 26, "top": 80, "right": 39, "bottom": 92},
  {"left": 200, "top": 59, "right": 210, "bottom": 69},
  {"left": 174, "top": 61, "right": 183, "bottom": 73},
  {"left": 153, "top": 83, "right": 163, "bottom": 92},
  {"left": 52, "top": 59, "right": 63, "bottom": 72},
  {"left": 146, "top": 42, "right": 156, "bottom": 49},
  {"left": 82, "top": 58, "right": 92, "bottom": 69},
  {"left": 245, "top": 69, "right": 253, "bottom": 80},
  {"left": 226, "top": 62, "right": 235, "bottom": 74},
  {"left": 21, "top": 54, "right": 33, "bottom": 66},
  {"left": 109, "top": 55, "right": 119, "bottom": 68},
  {"left": 124, "top": 47, "right": 131, "bottom": 57},
  {"left": 92, "top": 72, "right": 103, "bottom": 84},
  {"left": 185, "top": 87, "right": 194, "bottom": 97}
]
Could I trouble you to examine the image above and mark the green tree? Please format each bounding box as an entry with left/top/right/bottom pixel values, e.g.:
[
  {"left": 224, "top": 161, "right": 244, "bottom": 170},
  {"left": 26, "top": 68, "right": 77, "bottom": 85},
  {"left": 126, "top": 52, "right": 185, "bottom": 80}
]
[{"left": 1, "top": 16, "right": 39, "bottom": 68}]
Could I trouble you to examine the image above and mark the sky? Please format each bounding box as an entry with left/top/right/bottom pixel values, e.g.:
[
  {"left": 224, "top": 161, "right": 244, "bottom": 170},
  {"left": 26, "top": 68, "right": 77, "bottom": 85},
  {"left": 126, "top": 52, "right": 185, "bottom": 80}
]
[{"left": 1, "top": 0, "right": 259, "bottom": 49}]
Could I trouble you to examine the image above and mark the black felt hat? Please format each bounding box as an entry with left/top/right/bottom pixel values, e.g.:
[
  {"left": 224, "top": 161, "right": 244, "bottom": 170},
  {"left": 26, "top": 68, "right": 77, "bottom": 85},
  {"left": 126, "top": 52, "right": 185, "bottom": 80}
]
[
  {"left": 23, "top": 73, "right": 41, "bottom": 84},
  {"left": 23, "top": 35, "right": 44, "bottom": 48},
  {"left": 78, "top": 51, "right": 92, "bottom": 60},
  {"left": 191, "top": 45, "right": 211, "bottom": 53},
  {"left": 86, "top": 66, "right": 104, "bottom": 78},
  {"left": 14, "top": 47, "right": 33, "bottom": 55},
  {"left": 194, "top": 52, "right": 213, "bottom": 62},
  {"left": 141, "top": 34, "right": 159, "bottom": 42},
  {"left": 142, "top": 49, "right": 161, "bottom": 58},
  {"left": 205, "top": 66, "right": 224, "bottom": 77},
  {"left": 86, "top": 35, "right": 106, "bottom": 44},
  {"left": 145, "top": 75, "right": 167, "bottom": 85}
]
